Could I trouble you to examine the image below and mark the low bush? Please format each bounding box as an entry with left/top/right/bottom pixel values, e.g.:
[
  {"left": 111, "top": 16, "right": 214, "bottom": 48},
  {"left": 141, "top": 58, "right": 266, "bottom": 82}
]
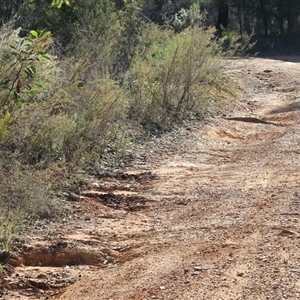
[
  {"left": 0, "top": 23, "right": 53, "bottom": 122},
  {"left": 127, "top": 24, "right": 232, "bottom": 131}
]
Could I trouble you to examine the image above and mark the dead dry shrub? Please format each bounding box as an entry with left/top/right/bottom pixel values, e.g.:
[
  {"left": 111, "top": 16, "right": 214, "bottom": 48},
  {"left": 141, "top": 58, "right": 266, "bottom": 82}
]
[
  {"left": 0, "top": 156, "right": 59, "bottom": 255},
  {"left": 0, "top": 159, "right": 57, "bottom": 220},
  {"left": 0, "top": 157, "right": 59, "bottom": 252}
]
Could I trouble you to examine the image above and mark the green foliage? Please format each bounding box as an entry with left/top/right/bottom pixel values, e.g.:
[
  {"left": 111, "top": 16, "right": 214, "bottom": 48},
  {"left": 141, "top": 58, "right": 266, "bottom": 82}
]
[
  {"left": 0, "top": 17, "right": 130, "bottom": 168},
  {"left": 0, "top": 112, "right": 10, "bottom": 141},
  {"left": 0, "top": 214, "right": 18, "bottom": 252},
  {"left": 128, "top": 24, "right": 227, "bottom": 130},
  {"left": 219, "top": 26, "right": 255, "bottom": 55},
  {"left": 21, "top": 77, "right": 129, "bottom": 167},
  {"left": 64, "top": 78, "right": 128, "bottom": 164},
  {"left": 170, "top": 2, "right": 206, "bottom": 32},
  {"left": 69, "top": 0, "right": 143, "bottom": 82},
  {"left": 51, "top": 0, "right": 72, "bottom": 8},
  {"left": 0, "top": 24, "right": 52, "bottom": 123}
]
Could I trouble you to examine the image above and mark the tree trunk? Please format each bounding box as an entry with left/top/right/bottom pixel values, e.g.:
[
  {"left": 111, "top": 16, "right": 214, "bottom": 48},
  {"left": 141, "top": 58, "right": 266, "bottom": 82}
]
[
  {"left": 259, "top": 0, "right": 268, "bottom": 36},
  {"left": 287, "top": 1, "right": 294, "bottom": 35},
  {"left": 243, "top": 14, "right": 252, "bottom": 34},
  {"left": 216, "top": 1, "right": 228, "bottom": 30}
]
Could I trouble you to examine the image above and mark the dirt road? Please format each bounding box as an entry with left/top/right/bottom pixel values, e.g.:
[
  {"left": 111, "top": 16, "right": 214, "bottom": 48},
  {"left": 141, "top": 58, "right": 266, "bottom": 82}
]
[{"left": 3, "top": 57, "right": 300, "bottom": 299}]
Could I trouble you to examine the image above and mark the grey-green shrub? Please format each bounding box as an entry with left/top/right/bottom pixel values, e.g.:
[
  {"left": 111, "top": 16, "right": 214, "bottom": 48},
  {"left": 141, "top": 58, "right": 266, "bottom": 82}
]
[{"left": 128, "top": 24, "right": 225, "bottom": 130}]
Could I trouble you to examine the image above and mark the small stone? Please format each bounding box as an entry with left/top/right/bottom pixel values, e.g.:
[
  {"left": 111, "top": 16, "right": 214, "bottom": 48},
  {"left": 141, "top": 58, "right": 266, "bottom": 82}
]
[{"left": 237, "top": 272, "right": 244, "bottom": 277}]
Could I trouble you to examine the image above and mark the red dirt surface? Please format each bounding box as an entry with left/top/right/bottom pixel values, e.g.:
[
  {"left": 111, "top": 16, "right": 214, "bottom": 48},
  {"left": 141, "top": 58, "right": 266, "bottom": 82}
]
[{"left": 2, "top": 56, "right": 300, "bottom": 300}]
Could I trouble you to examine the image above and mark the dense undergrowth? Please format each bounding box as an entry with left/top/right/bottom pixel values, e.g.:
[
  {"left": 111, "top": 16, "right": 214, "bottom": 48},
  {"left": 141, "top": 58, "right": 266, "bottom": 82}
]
[{"left": 0, "top": 3, "right": 247, "bottom": 264}]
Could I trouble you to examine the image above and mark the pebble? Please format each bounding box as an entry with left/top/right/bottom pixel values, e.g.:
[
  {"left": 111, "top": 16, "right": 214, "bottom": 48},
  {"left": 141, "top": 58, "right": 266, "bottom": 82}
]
[{"left": 192, "top": 271, "right": 200, "bottom": 276}]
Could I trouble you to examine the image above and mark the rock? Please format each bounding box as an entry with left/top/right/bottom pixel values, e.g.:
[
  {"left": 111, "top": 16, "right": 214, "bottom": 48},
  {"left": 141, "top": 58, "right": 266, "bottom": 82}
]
[
  {"left": 192, "top": 271, "right": 200, "bottom": 276},
  {"left": 8, "top": 253, "right": 24, "bottom": 267},
  {"left": 101, "top": 248, "right": 119, "bottom": 258}
]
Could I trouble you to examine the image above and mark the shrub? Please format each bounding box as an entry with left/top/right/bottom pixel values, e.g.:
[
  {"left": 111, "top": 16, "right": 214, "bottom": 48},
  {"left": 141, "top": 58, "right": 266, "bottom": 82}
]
[
  {"left": 0, "top": 20, "right": 129, "bottom": 168},
  {"left": 0, "top": 19, "right": 130, "bottom": 251},
  {"left": 60, "top": 77, "right": 129, "bottom": 166},
  {"left": 3, "top": 75, "right": 129, "bottom": 168},
  {"left": 0, "top": 157, "right": 59, "bottom": 255},
  {"left": 170, "top": 2, "right": 206, "bottom": 32},
  {"left": 0, "top": 157, "right": 57, "bottom": 220},
  {"left": 127, "top": 24, "right": 228, "bottom": 131},
  {"left": 0, "top": 214, "right": 19, "bottom": 252},
  {"left": 219, "top": 26, "right": 255, "bottom": 55},
  {"left": 0, "top": 24, "right": 53, "bottom": 122},
  {"left": 68, "top": 1, "right": 143, "bottom": 83}
]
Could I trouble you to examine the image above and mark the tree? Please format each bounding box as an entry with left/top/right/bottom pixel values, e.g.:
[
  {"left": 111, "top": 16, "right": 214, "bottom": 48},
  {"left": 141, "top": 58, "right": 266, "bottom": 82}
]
[
  {"left": 258, "top": 0, "right": 268, "bottom": 36},
  {"left": 216, "top": 0, "right": 228, "bottom": 30}
]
